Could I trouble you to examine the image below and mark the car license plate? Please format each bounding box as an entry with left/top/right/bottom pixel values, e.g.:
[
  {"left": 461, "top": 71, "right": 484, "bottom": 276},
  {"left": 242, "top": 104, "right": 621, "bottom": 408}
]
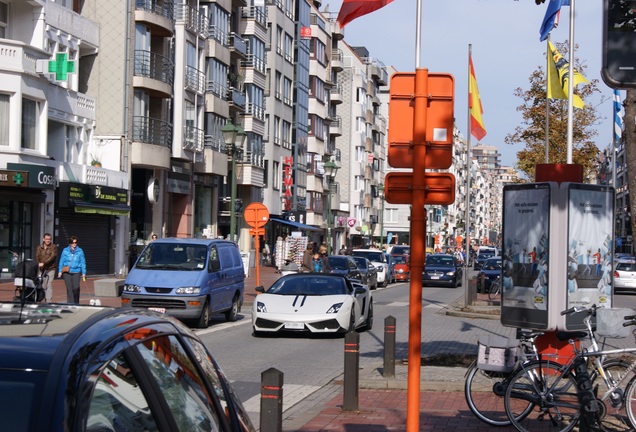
[
  {"left": 284, "top": 322, "right": 304, "bottom": 329},
  {"left": 148, "top": 307, "right": 166, "bottom": 314},
  {"left": 431, "top": 276, "right": 440, "bottom": 279}
]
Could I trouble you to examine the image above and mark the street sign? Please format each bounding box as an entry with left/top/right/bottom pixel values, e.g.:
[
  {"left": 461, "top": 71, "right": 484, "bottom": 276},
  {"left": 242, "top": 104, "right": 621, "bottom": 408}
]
[
  {"left": 387, "top": 72, "right": 454, "bottom": 169},
  {"left": 384, "top": 172, "right": 455, "bottom": 205},
  {"left": 244, "top": 202, "right": 269, "bottom": 228}
]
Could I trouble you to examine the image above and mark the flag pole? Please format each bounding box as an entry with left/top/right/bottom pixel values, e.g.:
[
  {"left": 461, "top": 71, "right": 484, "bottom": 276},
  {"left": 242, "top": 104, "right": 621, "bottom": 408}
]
[
  {"left": 463, "top": 44, "right": 473, "bottom": 307},
  {"left": 545, "top": 35, "right": 550, "bottom": 163},
  {"left": 566, "top": 0, "right": 575, "bottom": 163}
]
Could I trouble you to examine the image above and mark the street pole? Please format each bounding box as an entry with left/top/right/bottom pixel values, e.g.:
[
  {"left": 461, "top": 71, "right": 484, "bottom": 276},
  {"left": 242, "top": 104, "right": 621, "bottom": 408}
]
[
  {"left": 327, "top": 178, "right": 332, "bottom": 255},
  {"left": 379, "top": 184, "right": 385, "bottom": 250},
  {"left": 222, "top": 122, "right": 245, "bottom": 244},
  {"left": 230, "top": 148, "right": 237, "bottom": 242}
]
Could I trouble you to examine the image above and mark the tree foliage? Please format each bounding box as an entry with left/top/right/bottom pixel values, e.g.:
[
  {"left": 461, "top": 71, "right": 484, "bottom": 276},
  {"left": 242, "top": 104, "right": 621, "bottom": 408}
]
[{"left": 504, "top": 42, "right": 602, "bottom": 181}]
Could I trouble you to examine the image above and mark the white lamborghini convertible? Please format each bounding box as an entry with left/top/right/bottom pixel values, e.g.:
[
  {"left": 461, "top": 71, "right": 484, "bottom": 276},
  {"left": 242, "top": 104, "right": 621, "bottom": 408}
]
[{"left": 252, "top": 274, "right": 373, "bottom": 336}]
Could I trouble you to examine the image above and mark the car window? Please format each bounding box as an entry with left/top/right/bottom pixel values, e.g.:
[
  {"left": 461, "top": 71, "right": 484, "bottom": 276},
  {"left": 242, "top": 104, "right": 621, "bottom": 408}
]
[
  {"left": 267, "top": 277, "right": 348, "bottom": 295},
  {"left": 136, "top": 243, "right": 207, "bottom": 270},
  {"left": 135, "top": 334, "right": 223, "bottom": 431},
  {"left": 483, "top": 260, "right": 502, "bottom": 270},
  {"left": 393, "top": 255, "right": 407, "bottom": 264},
  {"left": 352, "top": 251, "right": 385, "bottom": 262},
  {"left": 183, "top": 337, "right": 254, "bottom": 432},
  {"left": 328, "top": 257, "right": 349, "bottom": 270},
  {"left": 352, "top": 257, "right": 367, "bottom": 269},
  {"left": 617, "top": 263, "right": 636, "bottom": 272},
  {"left": 87, "top": 351, "right": 160, "bottom": 431},
  {"left": 426, "top": 256, "right": 454, "bottom": 266}
]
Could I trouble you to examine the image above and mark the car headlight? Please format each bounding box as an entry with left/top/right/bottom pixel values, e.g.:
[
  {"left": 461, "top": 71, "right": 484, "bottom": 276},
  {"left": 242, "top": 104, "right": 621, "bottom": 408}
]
[
  {"left": 175, "top": 286, "right": 201, "bottom": 294},
  {"left": 327, "top": 302, "right": 344, "bottom": 314},
  {"left": 397, "top": 269, "right": 404, "bottom": 274},
  {"left": 256, "top": 301, "right": 267, "bottom": 313},
  {"left": 123, "top": 284, "right": 141, "bottom": 293},
  {"left": 446, "top": 271, "right": 455, "bottom": 277}
]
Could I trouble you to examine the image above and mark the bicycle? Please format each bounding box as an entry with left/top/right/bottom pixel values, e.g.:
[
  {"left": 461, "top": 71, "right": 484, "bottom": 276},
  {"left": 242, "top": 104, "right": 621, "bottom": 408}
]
[
  {"left": 503, "top": 305, "right": 636, "bottom": 432},
  {"left": 488, "top": 276, "right": 501, "bottom": 300}
]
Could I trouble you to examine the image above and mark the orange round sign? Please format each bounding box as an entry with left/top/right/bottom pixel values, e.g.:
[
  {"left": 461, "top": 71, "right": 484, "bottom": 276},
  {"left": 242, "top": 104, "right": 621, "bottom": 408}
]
[{"left": 244, "top": 203, "right": 269, "bottom": 228}]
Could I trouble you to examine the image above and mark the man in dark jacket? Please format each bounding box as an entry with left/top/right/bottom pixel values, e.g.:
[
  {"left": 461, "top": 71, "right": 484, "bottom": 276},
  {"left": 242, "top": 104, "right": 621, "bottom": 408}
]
[{"left": 35, "top": 233, "right": 58, "bottom": 302}]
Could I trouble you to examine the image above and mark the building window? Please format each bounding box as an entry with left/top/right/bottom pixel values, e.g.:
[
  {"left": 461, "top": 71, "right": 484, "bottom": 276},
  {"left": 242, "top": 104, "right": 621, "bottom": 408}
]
[
  {"left": 0, "top": 94, "right": 8, "bottom": 146},
  {"left": 21, "top": 98, "right": 37, "bottom": 150},
  {"left": 273, "top": 161, "right": 280, "bottom": 190},
  {"left": 0, "top": 2, "right": 7, "bottom": 38}
]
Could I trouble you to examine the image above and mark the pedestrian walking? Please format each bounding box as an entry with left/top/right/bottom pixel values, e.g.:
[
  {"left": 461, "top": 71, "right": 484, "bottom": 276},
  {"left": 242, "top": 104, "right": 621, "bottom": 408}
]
[
  {"left": 35, "top": 233, "right": 57, "bottom": 302},
  {"left": 301, "top": 243, "right": 314, "bottom": 273},
  {"left": 57, "top": 235, "right": 87, "bottom": 304},
  {"left": 318, "top": 244, "right": 332, "bottom": 273}
]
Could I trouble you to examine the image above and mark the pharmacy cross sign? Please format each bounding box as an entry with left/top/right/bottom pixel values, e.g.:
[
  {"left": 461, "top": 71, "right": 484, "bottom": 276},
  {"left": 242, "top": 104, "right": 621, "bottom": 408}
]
[{"left": 48, "top": 53, "right": 75, "bottom": 81}]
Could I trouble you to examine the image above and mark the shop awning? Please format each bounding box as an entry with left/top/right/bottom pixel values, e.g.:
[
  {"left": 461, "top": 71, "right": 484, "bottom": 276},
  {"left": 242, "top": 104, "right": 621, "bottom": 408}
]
[
  {"left": 270, "top": 217, "right": 322, "bottom": 232},
  {"left": 73, "top": 201, "right": 131, "bottom": 216}
]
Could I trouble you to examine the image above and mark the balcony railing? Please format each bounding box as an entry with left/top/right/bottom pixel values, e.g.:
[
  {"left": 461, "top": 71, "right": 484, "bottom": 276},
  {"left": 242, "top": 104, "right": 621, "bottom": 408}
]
[
  {"left": 229, "top": 33, "right": 248, "bottom": 56},
  {"left": 227, "top": 87, "right": 246, "bottom": 108},
  {"left": 206, "top": 79, "right": 228, "bottom": 99},
  {"left": 183, "top": 125, "right": 204, "bottom": 152},
  {"left": 135, "top": 0, "right": 174, "bottom": 20},
  {"left": 208, "top": 25, "right": 228, "bottom": 45},
  {"left": 241, "top": 6, "right": 267, "bottom": 26},
  {"left": 134, "top": 50, "right": 174, "bottom": 85},
  {"left": 245, "top": 103, "right": 265, "bottom": 120},
  {"left": 185, "top": 65, "right": 205, "bottom": 94},
  {"left": 174, "top": 3, "right": 209, "bottom": 37},
  {"left": 132, "top": 116, "right": 173, "bottom": 147},
  {"left": 242, "top": 54, "right": 266, "bottom": 74}
]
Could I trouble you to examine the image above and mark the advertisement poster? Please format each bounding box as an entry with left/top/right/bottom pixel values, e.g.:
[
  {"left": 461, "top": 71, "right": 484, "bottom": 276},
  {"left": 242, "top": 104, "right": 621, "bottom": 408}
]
[
  {"left": 501, "top": 183, "right": 550, "bottom": 329},
  {"left": 566, "top": 184, "right": 614, "bottom": 312}
]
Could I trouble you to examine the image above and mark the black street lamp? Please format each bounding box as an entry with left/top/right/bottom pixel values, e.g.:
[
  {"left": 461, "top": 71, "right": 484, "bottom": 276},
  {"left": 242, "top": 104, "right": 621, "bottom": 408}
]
[
  {"left": 324, "top": 160, "right": 339, "bottom": 255},
  {"left": 222, "top": 122, "right": 246, "bottom": 243},
  {"left": 378, "top": 183, "right": 385, "bottom": 250}
]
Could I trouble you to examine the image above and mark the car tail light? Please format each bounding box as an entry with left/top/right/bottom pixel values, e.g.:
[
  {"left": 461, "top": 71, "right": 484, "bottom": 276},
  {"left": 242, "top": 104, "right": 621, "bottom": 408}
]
[{"left": 614, "top": 271, "right": 620, "bottom": 278}]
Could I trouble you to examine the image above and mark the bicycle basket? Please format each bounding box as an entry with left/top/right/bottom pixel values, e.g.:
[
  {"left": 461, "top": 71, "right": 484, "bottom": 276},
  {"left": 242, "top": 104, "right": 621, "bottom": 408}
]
[
  {"left": 477, "top": 334, "right": 518, "bottom": 373},
  {"left": 596, "top": 307, "right": 634, "bottom": 339}
]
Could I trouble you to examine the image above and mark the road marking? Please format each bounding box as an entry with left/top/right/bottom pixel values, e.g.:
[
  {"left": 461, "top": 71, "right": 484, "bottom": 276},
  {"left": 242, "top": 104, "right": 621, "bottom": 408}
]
[
  {"left": 195, "top": 316, "right": 251, "bottom": 336},
  {"left": 384, "top": 301, "right": 409, "bottom": 307},
  {"left": 240, "top": 383, "right": 321, "bottom": 413},
  {"left": 424, "top": 303, "right": 445, "bottom": 309}
]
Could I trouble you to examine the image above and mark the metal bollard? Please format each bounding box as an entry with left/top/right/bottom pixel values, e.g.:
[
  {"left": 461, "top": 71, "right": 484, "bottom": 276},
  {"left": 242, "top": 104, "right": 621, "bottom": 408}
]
[
  {"left": 343, "top": 331, "right": 359, "bottom": 411},
  {"left": 383, "top": 315, "right": 396, "bottom": 378},
  {"left": 260, "top": 367, "right": 284, "bottom": 432}
]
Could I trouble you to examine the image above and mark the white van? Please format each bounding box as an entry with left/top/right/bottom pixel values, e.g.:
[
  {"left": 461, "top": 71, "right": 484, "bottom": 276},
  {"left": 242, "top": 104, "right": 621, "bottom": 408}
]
[{"left": 121, "top": 238, "right": 245, "bottom": 328}]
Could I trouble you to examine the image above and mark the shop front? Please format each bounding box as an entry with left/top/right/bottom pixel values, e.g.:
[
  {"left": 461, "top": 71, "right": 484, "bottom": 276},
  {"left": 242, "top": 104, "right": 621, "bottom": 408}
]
[{"left": 56, "top": 182, "right": 129, "bottom": 275}]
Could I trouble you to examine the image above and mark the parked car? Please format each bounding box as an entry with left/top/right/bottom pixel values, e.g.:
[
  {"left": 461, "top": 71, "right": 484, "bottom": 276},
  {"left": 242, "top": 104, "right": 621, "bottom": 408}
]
[
  {"left": 614, "top": 261, "right": 636, "bottom": 293},
  {"left": 423, "top": 253, "right": 463, "bottom": 287},
  {"left": 351, "top": 249, "right": 389, "bottom": 287},
  {"left": 477, "top": 257, "right": 502, "bottom": 293},
  {"left": 351, "top": 256, "right": 379, "bottom": 290},
  {"left": 0, "top": 302, "right": 255, "bottom": 432},
  {"left": 389, "top": 245, "right": 410, "bottom": 256},
  {"left": 122, "top": 238, "right": 245, "bottom": 329},
  {"left": 474, "top": 251, "right": 495, "bottom": 270},
  {"left": 252, "top": 274, "right": 373, "bottom": 335},
  {"left": 616, "top": 253, "right": 635, "bottom": 263},
  {"left": 328, "top": 255, "right": 363, "bottom": 281},
  {"left": 384, "top": 253, "right": 397, "bottom": 284},
  {"left": 393, "top": 254, "right": 410, "bottom": 282}
]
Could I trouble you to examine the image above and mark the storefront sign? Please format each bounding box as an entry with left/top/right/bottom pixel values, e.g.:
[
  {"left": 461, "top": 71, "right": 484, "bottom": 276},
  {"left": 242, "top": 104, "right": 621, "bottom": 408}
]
[
  {"left": 7, "top": 163, "right": 57, "bottom": 189},
  {"left": 0, "top": 170, "right": 28, "bottom": 187}
]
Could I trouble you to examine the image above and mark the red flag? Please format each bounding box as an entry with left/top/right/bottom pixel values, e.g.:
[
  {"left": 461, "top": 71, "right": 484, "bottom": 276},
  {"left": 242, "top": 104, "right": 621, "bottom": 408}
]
[
  {"left": 468, "top": 54, "right": 487, "bottom": 141},
  {"left": 337, "top": 0, "right": 394, "bottom": 28}
]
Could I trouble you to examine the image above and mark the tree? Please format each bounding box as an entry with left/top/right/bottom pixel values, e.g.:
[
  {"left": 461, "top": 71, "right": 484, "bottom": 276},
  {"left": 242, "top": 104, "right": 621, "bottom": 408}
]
[
  {"left": 624, "top": 90, "right": 636, "bottom": 247},
  {"left": 504, "top": 42, "right": 602, "bottom": 181}
]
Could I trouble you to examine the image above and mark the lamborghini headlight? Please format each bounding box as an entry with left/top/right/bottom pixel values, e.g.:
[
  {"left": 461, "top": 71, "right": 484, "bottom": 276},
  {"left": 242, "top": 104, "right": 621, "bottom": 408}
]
[
  {"left": 327, "top": 302, "right": 344, "bottom": 314},
  {"left": 256, "top": 301, "right": 267, "bottom": 313}
]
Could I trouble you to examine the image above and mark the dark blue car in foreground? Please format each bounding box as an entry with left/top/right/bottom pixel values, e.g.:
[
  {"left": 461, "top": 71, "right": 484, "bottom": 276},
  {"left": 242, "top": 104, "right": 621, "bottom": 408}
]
[{"left": 0, "top": 302, "right": 254, "bottom": 432}]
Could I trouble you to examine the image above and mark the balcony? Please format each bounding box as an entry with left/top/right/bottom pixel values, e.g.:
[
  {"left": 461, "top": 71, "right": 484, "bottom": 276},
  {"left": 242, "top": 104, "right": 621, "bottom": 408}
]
[
  {"left": 229, "top": 32, "right": 248, "bottom": 58},
  {"left": 133, "top": 50, "right": 174, "bottom": 97},
  {"left": 134, "top": 0, "right": 174, "bottom": 36},
  {"left": 330, "top": 84, "right": 342, "bottom": 105},
  {"left": 1, "top": 40, "right": 49, "bottom": 77},
  {"left": 183, "top": 125, "right": 204, "bottom": 153},
  {"left": 174, "top": 3, "right": 209, "bottom": 38},
  {"left": 185, "top": 65, "right": 205, "bottom": 95},
  {"left": 329, "top": 115, "right": 342, "bottom": 137},
  {"left": 331, "top": 49, "right": 343, "bottom": 72},
  {"left": 227, "top": 87, "right": 246, "bottom": 110},
  {"left": 132, "top": 116, "right": 172, "bottom": 148}
]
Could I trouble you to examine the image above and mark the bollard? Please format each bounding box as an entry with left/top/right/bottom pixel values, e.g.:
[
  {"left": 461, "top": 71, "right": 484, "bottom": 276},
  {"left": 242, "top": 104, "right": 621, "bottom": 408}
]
[
  {"left": 343, "top": 331, "right": 359, "bottom": 411},
  {"left": 383, "top": 315, "right": 396, "bottom": 378},
  {"left": 260, "top": 367, "right": 284, "bottom": 432}
]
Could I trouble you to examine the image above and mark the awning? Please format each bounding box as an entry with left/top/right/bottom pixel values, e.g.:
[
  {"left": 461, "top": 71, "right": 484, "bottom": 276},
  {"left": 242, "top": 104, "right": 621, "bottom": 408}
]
[
  {"left": 270, "top": 217, "right": 322, "bottom": 232},
  {"left": 73, "top": 201, "right": 131, "bottom": 216}
]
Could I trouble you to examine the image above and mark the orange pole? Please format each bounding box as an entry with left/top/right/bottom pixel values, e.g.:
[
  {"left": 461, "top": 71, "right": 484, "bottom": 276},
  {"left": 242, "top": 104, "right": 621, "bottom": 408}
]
[
  {"left": 407, "top": 67, "right": 428, "bottom": 431},
  {"left": 254, "top": 230, "right": 262, "bottom": 288}
]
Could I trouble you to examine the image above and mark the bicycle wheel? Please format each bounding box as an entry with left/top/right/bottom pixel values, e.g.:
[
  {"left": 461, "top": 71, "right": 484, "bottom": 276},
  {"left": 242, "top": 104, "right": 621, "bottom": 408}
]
[
  {"left": 592, "top": 359, "right": 633, "bottom": 432},
  {"left": 464, "top": 362, "right": 513, "bottom": 426},
  {"left": 488, "top": 280, "right": 500, "bottom": 300},
  {"left": 621, "top": 371, "right": 636, "bottom": 431},
  {"left": 504, "top": 360, "right": 580, "bottom": 432}
]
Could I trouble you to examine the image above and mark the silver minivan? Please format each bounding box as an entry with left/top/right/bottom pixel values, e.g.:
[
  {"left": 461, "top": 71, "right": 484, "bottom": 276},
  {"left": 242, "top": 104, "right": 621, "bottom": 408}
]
[{"left": 122, "top": 238, "right": 245, "bottom": 328}]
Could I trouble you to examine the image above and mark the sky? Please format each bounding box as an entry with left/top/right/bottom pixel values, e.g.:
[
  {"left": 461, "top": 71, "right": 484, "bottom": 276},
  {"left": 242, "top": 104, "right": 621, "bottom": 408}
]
[{"left": 322, "top": 0, "right": 614, "bottom": 168}]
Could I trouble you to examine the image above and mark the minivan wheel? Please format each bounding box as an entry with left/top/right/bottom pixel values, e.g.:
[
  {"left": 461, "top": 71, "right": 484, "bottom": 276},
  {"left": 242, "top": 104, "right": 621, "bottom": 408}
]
[
  {"left": 225, "top": 295, "right": 239, "bottom": 322},
  {"left": 197, "top": 300, "right": 211, "bottom": 329}
]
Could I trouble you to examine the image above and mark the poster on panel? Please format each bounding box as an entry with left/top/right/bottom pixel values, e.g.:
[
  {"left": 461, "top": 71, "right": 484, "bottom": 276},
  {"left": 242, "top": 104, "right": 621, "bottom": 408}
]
[
  {"left": 501, "top": 183, "right": 551, "bottom": 329},
  {"left": 565, "top": 183, "right": 614, "bottom": 329}
]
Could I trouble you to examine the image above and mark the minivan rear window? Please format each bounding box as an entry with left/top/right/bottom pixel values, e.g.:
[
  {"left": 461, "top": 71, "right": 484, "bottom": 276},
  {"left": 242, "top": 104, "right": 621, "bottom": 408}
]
[{"left": 136, "top": 243, "right": 208, "bottom": 270}]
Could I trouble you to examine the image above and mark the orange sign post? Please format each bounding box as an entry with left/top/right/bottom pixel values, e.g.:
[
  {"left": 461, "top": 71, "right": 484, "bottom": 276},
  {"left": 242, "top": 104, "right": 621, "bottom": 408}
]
[
  {"left": 386, "top": 70, "right": 455, "bottom": 432},
  {"left": 244, "top": 203, "right": 270, "bottom": 289}
]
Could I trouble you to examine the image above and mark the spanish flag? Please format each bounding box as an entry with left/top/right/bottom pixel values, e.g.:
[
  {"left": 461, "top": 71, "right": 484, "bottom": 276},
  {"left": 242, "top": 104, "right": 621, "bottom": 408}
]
[
  {"left": 337, "top": 0, "right": 394, "bottom": 28},
  {"left": 469, "top": 54, "right": 487, "bottom": 141},
  {"left": 547, "top": 40, "right": 587, "bottom": 109}
]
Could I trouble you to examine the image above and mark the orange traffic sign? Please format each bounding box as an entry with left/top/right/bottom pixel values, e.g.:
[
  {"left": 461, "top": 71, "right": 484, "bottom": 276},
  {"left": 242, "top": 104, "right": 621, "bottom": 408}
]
[
  {"left": 388, "top": 72, "right": 454, "bottom": 170},
  {"left": 244, "top": 203, "right": 269, "bottom": 228},
  {"left": 384, "top": 172, "right": 455, "bottom": 205}
]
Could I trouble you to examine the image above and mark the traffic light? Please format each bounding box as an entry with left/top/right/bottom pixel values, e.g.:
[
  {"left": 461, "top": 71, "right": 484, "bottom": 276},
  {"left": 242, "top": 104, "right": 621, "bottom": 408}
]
[{"left": 602, "top": 0, "right": 636, "bottom": 88}]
